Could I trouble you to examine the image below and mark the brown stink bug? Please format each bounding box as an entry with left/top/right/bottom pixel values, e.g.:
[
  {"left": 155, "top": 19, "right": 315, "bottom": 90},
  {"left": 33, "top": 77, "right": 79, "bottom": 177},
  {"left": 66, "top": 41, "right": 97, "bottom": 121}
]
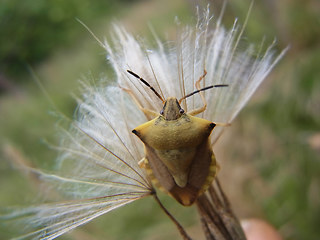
[{"left": 125, "top": 70, "right": 228, "bottom": 206}]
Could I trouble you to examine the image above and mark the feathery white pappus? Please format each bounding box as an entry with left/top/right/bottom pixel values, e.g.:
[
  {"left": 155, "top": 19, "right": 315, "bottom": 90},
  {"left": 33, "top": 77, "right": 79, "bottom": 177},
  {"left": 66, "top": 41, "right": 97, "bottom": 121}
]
[{"left": 2, "top": 7, "right": 287, "bottom": 240}]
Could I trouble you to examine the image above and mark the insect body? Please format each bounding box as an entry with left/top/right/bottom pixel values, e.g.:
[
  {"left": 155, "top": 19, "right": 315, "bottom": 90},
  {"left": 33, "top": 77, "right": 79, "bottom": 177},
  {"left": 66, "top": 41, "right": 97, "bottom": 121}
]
[{"left": 126, "top": 70, "right": 227, "bottom": 206}]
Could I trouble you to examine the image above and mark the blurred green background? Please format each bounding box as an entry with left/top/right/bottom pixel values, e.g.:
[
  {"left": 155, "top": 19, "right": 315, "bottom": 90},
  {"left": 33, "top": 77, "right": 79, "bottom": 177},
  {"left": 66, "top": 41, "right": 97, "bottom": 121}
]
[{"left": 0, "top": 0, "right": 319, "bottom": 239}]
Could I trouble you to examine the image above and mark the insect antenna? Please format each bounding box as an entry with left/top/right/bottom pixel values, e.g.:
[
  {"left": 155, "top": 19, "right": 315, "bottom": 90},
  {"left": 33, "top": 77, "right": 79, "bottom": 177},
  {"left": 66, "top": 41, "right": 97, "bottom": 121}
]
[
  {"left": 127, "top": 70, "right": 165, "bottom": 103},
  {"left": 179, "top": 84, "right": 228, "bottom": 104}
]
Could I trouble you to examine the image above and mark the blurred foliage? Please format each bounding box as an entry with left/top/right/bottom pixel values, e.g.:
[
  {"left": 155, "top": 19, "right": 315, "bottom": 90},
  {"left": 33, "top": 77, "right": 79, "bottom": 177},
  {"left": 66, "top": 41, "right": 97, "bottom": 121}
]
[
  {"left": 0, "top": 0, "right": 137, "bottom": 79},
  {"left": 251, "top": 47, "right": 320, "bottom": 239},
  {"left": 0, "top": 0, "right": 319, "bottom": 239}
]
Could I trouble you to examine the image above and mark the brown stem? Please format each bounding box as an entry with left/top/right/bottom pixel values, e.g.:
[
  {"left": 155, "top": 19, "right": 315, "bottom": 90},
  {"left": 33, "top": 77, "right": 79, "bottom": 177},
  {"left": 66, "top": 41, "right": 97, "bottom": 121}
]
[
  {"left": 196, "top": 178, "right": 247, "bottom": 240},
  {"left": 153, "top": 193, "right": 192, "bottom": 240}
]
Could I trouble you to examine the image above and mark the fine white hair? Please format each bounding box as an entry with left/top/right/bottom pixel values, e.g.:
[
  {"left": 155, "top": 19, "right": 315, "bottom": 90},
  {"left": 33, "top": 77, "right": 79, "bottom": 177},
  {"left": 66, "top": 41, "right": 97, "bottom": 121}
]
[{"left": 2, "top": 7, "right": 286, "bottom": 239}]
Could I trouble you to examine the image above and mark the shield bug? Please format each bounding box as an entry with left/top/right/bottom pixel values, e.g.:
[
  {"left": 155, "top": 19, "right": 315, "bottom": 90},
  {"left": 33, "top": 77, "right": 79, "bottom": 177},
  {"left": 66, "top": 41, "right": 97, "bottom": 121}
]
[{"left": 126, "top": 70, "right": 228, "bottom": 206}]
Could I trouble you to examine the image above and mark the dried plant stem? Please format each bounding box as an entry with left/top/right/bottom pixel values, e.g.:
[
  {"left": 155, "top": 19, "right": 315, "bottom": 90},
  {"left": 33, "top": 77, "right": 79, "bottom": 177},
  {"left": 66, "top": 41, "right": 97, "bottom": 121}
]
[
  {"left": 196, "top": 178, "right": 247, "bottom": 240},
  {"left": 153, "top": 193, "right": 192, "bottom": 240}
]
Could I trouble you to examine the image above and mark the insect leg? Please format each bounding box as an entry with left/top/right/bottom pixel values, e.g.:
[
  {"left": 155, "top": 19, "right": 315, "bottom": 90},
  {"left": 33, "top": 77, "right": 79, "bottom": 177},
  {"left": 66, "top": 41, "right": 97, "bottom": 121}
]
[
  {"left": 120, "top": 86, "right": 159, "bottom": 119},
  {"left": 188, "top": 70, "right": 208, "bottom": 116},
  {"left": 138, "top": 157, "right": 147, "bottom": 168}
]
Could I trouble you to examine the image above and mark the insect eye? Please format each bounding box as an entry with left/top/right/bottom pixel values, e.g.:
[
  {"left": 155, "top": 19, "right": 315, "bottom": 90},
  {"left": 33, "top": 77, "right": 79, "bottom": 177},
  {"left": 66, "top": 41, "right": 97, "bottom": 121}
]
[
  {"left": 179, "top": 109, "right": 185, "bottom": 114},
  {"left": 160, "top": 109, "right": 164, "bottom": 115}
]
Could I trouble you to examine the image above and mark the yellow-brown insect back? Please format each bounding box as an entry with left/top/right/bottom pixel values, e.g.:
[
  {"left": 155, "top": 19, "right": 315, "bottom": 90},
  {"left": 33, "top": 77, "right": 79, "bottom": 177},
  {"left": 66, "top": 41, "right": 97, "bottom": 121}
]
[{"left": 126, "top": 70, "right": 228, "bottom": 206}]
